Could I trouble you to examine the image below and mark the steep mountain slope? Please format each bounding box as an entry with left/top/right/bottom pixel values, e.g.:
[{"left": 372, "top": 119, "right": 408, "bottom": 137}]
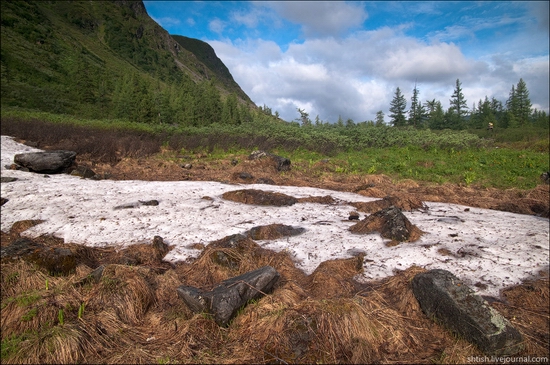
[
  {"left": 172, "top": 35, "right": 246, "bottom": 100},
  {"left": 0, "top": 0, "right": 253, "bottom": 121}
]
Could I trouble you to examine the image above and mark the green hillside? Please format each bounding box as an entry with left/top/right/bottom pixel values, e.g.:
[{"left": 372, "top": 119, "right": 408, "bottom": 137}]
[
  {"left": 172, "top": 35, "right": 246, "bottom": 99},
  {"left": 0, "top": 0, "right": 255, "bottom": 124}
]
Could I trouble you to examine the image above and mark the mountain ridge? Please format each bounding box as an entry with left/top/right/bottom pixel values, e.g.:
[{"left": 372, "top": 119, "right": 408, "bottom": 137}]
[{"left": 0, "top": 0, "right": 255, "bottom": 123}]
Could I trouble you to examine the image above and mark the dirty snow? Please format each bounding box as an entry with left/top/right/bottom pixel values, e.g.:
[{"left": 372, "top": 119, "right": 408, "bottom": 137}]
[{"left": 1, "top": 135, "right": 548, "bottom": 298}]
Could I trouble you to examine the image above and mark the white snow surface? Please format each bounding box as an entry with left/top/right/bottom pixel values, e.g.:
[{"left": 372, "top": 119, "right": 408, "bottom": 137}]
[{"left": 1, "top": 135, "right": 549, "bottom": 298}]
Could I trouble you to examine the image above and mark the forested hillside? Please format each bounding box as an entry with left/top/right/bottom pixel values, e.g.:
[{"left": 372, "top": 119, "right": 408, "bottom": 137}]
[{"left": 0, "top": 0, "right": 256, "bottom": 125}]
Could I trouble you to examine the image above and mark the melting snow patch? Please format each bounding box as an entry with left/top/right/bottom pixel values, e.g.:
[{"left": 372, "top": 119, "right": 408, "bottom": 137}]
[{"left": 1, "top": 135, "right": 548, "bottom": 298}]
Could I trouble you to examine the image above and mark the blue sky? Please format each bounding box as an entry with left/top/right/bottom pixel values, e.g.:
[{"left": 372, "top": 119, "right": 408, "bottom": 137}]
[{"left": 143, "top": 1, "right": 549, "bottom": 123}]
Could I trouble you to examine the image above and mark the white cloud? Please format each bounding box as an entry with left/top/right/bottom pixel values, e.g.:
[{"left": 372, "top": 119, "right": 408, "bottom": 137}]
[
  {"left": 208, "top": 18, "right": 226, "bottom": 35},
  {"left": 264, "top": 1, "right": 368, "bottom": 37},
  {"left": 210, "top": 25, "right": 499, "bottom": 122},
  {"left": 206, "top": 5, "right": 548, "bottom": 123}
]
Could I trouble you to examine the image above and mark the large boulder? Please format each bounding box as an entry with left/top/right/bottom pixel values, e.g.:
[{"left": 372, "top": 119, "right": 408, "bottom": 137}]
[
  {"left": 412, "top": 269, "right": 524, "bottom": 356},
  {"left": 177, "top": 266, "right": 280, "bottom": 326},
  {"left": 14, "top": 150, "right": 77, "bottom": 174}
]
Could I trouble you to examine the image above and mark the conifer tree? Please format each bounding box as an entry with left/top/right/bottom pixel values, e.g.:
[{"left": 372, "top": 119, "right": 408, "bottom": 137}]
[
  {"left": 448, "top": 78, "right": 468, "bottom": 129},
  {"left": 408, "top": 85, "right": 427, "bottom": 128},
  {"left": 389, "top": 87, "right": 407, "bottom": 127},
  {"left": 425, "top": 99, "right": 445, "bottom": 129},
  {"left": 221, "top": 93, "right": 239, "bottom": 124},
  {"left": 513, "top": 78, "right": 532, "bottom": 126},
  {"left": 375, "top": 110, "right": 385, "bottom": 126}
]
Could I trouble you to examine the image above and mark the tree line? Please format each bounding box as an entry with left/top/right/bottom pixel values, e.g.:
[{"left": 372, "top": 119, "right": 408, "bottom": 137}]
[
  {"left": 388, "top": 78, "right": 548, "bottom": 130},
  {"left": 280, "top": 78, "right": 548, "bottom": 130}
]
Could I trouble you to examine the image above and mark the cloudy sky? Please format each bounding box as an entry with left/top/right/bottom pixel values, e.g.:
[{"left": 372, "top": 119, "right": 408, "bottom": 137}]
[{"left": 143, "top": 1, "right": 549, "bottom": 124}]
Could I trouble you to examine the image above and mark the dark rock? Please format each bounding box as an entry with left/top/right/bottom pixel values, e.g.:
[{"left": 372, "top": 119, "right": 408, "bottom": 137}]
[
  {"left": 152, "top": 235, "right": 169, "bottom": 260},
  {"left": 1, "top": 238, "right": 42, "bottom": 258},
  {"left": 113, "top": 200, "right": 158, "bottom": 209},
  {"left": 349, "top": 206, "right": 424, "bottom": 243},
  {"left": 76, "top": 265, "right": 105, "bottom": 286},
  {"left": 1, "top": 238, "right": 77, "bottom": 275},
  {"left": 245, "top": 224, "right": 305, "bottom": 240},
  {"left": 207, "top": 234, "right": 255, "bottom": 269},
  {"left": 248, "top": 150, "right": 291, "bottom": 172},
  {"left": 271, "top": 155, "right": 291, "bottom": 172},
  {"left": 255, "top": 177, "right": 275, "bottom": 185},
  {"left": 541, "top": 171, "right": 550, "bottom": 184},
  {"left": 14, "top": 150, "right": 77, "bottom": 174},
  {"left": 412, "top": 269, "right": 524, "bottom": 356},
  {"left": 0, "top": 197, "right": 8, "bottom": 206},
  {"left": 235, "top": 172, "right": 254, "bottom": 181},
  {"left": 1, "top": 177, "right": 18, "bottom": 183},
  {"left": 113, "top": 202, "right": 140, "bottom": 210},
  {"left": 209, "top": 234, "right": 249, "bottom": 249},
  {"left": 348, "top": 211, "right": 360, "bottom": 220},
  {"left": 70, "top": 165, "right": 96, "bottom": 179},
  {"left": 177, "top": 266, "right": 280, "bottom": 326},
  {"left": 139, "top": 200, "right": 160, "bottom": 206},
  {"left": 222, "top": 189, "right": 297, "bottom": 206},
  {"left": 231, "top": 159, "right": 239, "bottom": 166}
]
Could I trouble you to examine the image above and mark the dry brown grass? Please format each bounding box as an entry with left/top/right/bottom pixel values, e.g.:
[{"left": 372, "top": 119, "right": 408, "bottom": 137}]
[
  {"left": 1, "top": 121, "right": 549, "bottom": 363},
  {"left": 2, "top": 225, "right": 549, "bottom": 364}
]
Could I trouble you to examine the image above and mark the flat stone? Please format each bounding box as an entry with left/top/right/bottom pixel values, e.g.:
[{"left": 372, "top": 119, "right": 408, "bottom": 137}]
[
  {"left": 14, "top": 150, "right": 77, "bottom": 174},
  {"left": 412, "top": 269, "right": 523, "bottom": 356},
  {"left": 177, "top": 266, "right": 280, "bottom": 326}
]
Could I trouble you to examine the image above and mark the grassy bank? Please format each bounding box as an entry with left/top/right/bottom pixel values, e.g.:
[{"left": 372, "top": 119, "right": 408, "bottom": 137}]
[{"left": 1, "top": 108, "right": 548, "bottom": 189}]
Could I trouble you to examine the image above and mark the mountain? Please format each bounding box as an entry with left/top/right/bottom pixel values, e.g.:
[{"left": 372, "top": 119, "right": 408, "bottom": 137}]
[
  {"left": 171, "top": 35, "right": 244, "bottom": 99},
  {"left": 0, "top": 0, "right": 255, "bottom": 124}
]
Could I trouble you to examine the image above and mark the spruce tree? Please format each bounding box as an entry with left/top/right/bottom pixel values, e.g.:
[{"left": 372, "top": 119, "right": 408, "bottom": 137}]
[
  {"left": 426, "top": 99, "right": 445, "bottom": 130},
  {"left": 221, "top": 93, "right": 239, "bottom": 125},
  {"left": 389, "top": 87, "right": 407, "bottom": 127},
  {"left": 408, "top": 85, "right": 426, "bottom": 128},
  {"left": 375, "top": 110, "right": 385, "bottom": 126},
  {"left": 514, "top": 78, "right": 532, "bottom": 126},
  {"left": 448, "top": 79, "right": 468, "bottom": 129}
]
